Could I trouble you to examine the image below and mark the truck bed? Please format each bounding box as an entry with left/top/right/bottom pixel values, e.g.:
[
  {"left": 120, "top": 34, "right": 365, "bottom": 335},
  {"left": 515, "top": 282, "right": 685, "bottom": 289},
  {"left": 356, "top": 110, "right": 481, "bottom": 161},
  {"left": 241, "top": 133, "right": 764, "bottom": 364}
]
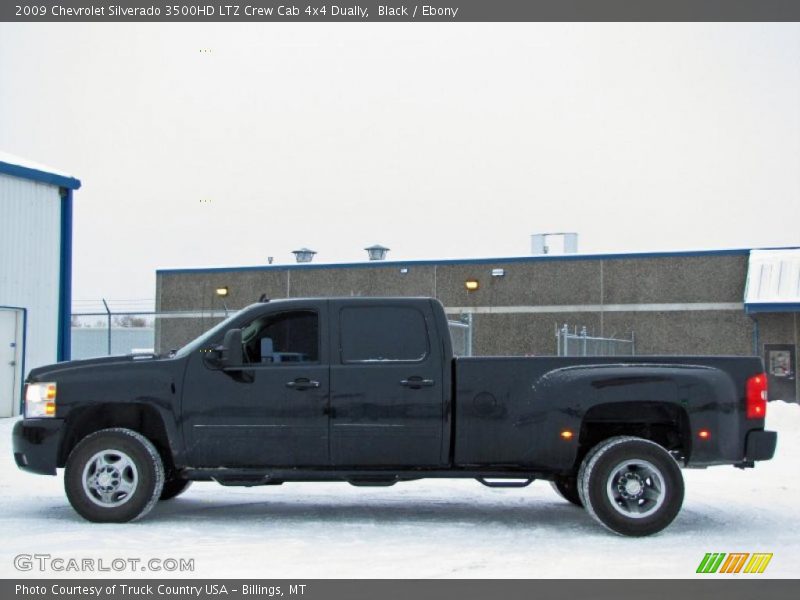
[{"left": 452, "top": 355, "right": 765, "bottom": 470}]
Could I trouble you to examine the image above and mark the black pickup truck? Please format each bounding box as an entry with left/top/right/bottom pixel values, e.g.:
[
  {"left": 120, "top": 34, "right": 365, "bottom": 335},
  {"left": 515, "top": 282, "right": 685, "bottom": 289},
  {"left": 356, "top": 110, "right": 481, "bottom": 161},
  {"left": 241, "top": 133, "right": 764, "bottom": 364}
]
[{"left": 13, "top": 297, "right": 777, "bottom": 535}]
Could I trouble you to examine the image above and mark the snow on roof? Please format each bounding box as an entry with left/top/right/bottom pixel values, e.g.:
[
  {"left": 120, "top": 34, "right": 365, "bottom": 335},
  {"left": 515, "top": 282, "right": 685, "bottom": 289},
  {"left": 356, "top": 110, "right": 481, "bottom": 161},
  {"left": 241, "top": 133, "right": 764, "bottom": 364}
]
[
  {"left": 745, "top": 248, "right": 800, "bottom": 313},
  {"left": 0, "top": 150, "right": 81, "bottom": 190},
  {"left": 0, "top": 151, "right": 74, "bottom": 177}
]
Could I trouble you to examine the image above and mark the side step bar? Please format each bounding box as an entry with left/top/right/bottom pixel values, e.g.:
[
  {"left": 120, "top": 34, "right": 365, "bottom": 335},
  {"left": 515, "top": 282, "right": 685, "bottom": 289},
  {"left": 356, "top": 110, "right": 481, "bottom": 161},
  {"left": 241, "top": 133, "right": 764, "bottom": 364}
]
[
  {"left": 183, "top": 467, "right": 548, "bottom": 485},
  {"left": 476, "top": 477, "right": 535, "bottom": 488},
  {"left": 212, "top": 476, "right": 284, "bottom": 487},
  {"left": 347, "top": 477, "right": 400, "bottom": 487}
]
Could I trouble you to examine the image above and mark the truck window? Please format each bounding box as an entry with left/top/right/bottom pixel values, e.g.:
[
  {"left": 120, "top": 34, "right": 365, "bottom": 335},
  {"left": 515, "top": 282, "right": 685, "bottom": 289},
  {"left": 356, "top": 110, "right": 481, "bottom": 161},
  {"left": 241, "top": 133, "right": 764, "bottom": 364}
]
[
  {"left": 241, "top": 310, "right": 319, "bottom": 364},
  {"left": 339, "top": 306, "right": 428, "bottom": 363}
]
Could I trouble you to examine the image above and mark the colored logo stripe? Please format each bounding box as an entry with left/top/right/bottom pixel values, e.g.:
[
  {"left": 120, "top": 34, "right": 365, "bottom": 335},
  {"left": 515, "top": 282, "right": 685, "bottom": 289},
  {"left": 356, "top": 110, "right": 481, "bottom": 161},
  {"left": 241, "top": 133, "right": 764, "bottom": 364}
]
[
  {"left": 744, "top": 553, "right": 773, "bottom": 574},
  {"left": 697, "top": 553, "right": 772, "bottom": 574},
  {"left": 720, "top": 553, "right": 749, "bottom": 574},
  {"left": 697, "top": 553, "right": 726, "bottom": 573}
]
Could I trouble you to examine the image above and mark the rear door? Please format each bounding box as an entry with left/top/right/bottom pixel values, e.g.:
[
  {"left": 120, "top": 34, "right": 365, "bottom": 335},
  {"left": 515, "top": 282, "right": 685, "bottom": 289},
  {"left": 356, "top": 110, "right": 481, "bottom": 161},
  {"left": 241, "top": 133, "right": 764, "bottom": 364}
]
[
  {"left": 329, "top": 300, "right": 445, "bottom": 467},
  {"left": 765, "top": 344, "right": 796, "bottom": 403}
]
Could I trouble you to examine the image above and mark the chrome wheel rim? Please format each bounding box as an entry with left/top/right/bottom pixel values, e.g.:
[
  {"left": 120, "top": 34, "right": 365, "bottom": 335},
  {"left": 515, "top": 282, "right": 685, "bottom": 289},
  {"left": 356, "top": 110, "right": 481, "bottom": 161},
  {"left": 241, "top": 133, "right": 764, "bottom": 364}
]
[
  {"left": 82, "top": 449, "right": 139, "bottom": 507},
  {"left": 605, "top": 459, "right": 665, "bottom": 519}
]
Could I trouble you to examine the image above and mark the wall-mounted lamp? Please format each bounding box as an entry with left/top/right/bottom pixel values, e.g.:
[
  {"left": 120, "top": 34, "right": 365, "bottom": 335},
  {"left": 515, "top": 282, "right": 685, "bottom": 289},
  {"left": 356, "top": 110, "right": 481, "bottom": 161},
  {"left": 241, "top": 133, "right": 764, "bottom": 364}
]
[
  {"left": 215, "top": 286, "right": 230, "bottom": 316},
  {"left": 491, "top": 268, "right": 505, "bottom": 277},
  {"left": 465, "top": 279, "right": 480, "bottom": 292}
]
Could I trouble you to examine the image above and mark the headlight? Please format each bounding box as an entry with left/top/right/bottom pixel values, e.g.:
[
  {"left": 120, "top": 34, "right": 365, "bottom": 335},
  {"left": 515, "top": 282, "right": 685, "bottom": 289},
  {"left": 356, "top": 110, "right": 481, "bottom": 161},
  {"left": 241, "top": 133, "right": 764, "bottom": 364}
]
[{"left": 24, "top": 382, "right": 57, "bottom": 418}]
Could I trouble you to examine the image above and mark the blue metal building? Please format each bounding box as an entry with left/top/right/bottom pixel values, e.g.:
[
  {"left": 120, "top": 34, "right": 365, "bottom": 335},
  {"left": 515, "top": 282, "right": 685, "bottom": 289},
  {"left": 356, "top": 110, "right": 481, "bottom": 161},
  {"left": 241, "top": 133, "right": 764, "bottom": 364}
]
[{"left": 0, "top": 152, "right": 81, "bottom": 416}]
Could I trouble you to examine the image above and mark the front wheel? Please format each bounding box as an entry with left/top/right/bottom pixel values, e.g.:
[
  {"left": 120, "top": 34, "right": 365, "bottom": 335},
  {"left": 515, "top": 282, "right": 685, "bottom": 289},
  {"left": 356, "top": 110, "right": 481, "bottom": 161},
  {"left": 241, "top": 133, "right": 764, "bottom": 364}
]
[
  {"left": 64, "top": 428, "right": 164, "bottom": 523},
  {"left": 578, "top": 436, "right": 684, "bottom": 536}
]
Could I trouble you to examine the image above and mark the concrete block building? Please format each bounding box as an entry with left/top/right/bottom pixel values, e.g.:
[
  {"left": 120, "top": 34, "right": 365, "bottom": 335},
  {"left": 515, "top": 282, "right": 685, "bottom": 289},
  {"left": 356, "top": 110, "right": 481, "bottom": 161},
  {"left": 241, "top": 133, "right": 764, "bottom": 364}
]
[{"left": 155, "top": 247, "right": 800, "bottom": 403}]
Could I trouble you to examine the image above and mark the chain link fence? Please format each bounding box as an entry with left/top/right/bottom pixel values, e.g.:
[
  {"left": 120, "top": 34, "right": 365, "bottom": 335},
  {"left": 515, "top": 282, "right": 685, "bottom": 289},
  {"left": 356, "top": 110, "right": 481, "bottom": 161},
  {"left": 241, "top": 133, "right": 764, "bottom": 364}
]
[
  {"left": 448, "top": 313, "right": 473, "bottom": 357},
  {"left": 556, "top": 324, "right": 635, "bottom": 357},
  {"left": 71, "top": 312, "right": 157, "bottom": 359}
]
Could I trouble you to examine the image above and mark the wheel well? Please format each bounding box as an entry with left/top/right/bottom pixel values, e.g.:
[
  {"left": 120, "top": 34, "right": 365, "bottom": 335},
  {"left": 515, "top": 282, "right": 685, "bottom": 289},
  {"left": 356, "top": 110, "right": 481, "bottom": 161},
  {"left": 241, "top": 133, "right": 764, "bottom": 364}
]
[
  {"left": 576, "top": 402, "right": 690, "bottom": 469},
  {"left": 59, "top": 404, "right": 174, "bottom": 473}
]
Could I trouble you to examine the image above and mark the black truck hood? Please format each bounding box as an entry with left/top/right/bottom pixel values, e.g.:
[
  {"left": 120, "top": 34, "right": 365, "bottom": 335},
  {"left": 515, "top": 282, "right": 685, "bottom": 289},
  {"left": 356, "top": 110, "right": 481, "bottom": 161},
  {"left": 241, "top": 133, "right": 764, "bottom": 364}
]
[{"left": 27, "top": 354, "right": 163, "bottom": 382}]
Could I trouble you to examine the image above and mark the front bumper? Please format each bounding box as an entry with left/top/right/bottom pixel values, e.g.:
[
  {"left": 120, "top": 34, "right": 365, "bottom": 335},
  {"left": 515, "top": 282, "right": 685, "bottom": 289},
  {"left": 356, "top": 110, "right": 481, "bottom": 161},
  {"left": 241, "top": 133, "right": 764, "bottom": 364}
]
[
  {"left": 12, "top": 418, "right": 64, "bottom": 475},
  {"left": 744, "top": 429, "right": 777, "bottom": 462}
]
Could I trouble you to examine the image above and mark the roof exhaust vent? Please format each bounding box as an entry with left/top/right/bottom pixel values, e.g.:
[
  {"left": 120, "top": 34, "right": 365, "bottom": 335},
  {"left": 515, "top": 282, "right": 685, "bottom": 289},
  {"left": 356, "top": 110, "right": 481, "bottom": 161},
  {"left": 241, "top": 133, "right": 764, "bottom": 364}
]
[
  {"left": 365, "top": 244, "right": 390, "bottom": 261},
  {"left": 292, "top": 247, "right": 317, "bottom": 263},
  {"left": 531, "top": 232, "right": 578, "bottom": 255}
]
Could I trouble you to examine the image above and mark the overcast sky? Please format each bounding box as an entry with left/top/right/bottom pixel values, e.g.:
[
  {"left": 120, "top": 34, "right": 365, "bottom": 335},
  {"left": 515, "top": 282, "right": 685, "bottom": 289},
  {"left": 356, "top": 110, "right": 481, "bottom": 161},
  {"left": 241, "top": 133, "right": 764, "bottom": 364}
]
[{"left": 1, "top": 23, "right": 798, "bottom": 311}]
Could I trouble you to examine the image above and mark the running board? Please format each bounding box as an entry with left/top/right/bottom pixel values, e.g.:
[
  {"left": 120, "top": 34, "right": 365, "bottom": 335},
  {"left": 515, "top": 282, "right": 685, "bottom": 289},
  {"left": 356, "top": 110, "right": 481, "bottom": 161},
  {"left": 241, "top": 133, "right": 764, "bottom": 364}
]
[
  {"left": 347, "top": 478, "right": 399, "bottom": 487},
  {"left": 476, "top": 477, "right": 535, "bottom": 488},
  {"left": 212, "top": 476, "right": 283, "bottom": 487}
]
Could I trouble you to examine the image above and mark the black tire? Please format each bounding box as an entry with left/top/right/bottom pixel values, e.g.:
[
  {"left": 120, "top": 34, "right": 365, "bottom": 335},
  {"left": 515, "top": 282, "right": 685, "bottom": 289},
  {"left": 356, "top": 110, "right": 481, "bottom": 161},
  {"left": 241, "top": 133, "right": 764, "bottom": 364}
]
[
  {"left": 578, "top": 436, "right": 684, "bottom": 537},
  {"left": 550, "top": 476, "right": 583, "bottom": 507},
  {"left": 64, "top": 428, "right": 164, "bottom": 523},
  {"left": 160, "top": 476, "right": 192, "bottom": 501}
]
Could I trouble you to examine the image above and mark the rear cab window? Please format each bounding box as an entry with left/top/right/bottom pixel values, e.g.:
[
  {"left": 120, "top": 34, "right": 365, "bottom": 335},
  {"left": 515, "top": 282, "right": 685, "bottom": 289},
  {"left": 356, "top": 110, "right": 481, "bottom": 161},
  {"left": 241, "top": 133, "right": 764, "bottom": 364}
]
[{"left": 339, "top": 305, "right": 429, "bottom": 363}]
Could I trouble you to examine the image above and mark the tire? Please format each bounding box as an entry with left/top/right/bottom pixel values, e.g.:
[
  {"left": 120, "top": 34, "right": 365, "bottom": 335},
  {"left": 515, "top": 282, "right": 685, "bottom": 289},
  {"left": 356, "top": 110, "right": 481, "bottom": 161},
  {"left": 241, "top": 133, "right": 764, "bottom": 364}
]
[
  {"left": 160, "top": 476, "right": 192, "bottom": 501},
  {"left": 578, "top": 436, "right": 684, "bottom": 537},
  {"left": 550, "top": 476, "right": 583, "bottom": 507},
  {"left": 64, "top": 428, "right": 164, "bottom": 523}
]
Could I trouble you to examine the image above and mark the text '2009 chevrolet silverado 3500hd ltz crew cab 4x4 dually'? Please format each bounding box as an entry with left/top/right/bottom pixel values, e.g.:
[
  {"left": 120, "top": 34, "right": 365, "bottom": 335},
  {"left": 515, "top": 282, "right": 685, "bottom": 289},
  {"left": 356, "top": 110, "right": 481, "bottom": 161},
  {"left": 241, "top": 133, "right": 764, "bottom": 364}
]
[{"left": 13, "top": 297, "right": 777, "bottom": 536}]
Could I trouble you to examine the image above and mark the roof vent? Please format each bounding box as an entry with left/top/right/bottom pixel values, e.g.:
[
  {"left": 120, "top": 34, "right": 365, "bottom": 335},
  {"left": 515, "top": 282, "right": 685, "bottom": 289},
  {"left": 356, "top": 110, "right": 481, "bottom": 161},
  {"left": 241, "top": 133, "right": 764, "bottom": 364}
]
[
  {"left": 531, "top": 232, "right": 578, "bottom": 255},
  {"left": 365, "top": 244, "right": 390, "bottom": 261},
  {"left": 292, "top": 247, "right": 317, "bottom": 263}
]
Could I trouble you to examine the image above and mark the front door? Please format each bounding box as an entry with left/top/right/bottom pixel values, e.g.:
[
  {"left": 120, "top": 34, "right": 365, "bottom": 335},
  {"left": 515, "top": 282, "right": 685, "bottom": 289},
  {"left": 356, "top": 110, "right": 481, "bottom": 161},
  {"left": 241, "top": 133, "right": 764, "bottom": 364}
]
[
  {"left": 182, "top": 303, "right": 329, "bottom": 467},
  {"left": 329, "top": 300, "right": 445, "bottom": 467},
  {"left": 765, "top": 344, "right": 796, "bottom": 403},
  {"left": 0, "top": 309, "right": 23, "bottom": 418}
]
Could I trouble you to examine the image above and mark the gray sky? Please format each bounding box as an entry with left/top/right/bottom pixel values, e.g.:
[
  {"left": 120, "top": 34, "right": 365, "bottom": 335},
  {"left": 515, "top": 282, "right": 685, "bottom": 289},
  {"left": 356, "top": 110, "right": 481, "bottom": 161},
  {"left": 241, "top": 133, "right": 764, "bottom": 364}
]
[{"left": 1, "top": 23, "right": 798, "bottom": 311}]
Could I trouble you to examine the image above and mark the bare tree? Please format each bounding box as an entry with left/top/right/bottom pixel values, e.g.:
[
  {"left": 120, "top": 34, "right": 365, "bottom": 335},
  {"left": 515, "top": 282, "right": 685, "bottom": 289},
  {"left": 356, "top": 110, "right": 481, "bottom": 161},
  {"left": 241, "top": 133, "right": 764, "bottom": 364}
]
[{"left": 114, "top": 315, "right": 148, "bottom": 328}]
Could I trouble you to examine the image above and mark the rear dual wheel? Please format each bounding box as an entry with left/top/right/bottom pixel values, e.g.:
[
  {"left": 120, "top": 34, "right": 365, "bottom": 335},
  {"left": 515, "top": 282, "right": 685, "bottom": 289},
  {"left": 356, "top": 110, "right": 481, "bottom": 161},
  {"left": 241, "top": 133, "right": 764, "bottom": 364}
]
[{"left": 578, "top": 436, "right": 684, "bottom": 536}]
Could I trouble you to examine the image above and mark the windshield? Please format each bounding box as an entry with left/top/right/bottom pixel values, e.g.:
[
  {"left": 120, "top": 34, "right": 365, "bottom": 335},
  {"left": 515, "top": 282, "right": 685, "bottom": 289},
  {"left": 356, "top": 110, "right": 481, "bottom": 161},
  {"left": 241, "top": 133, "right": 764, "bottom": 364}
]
[{"left": 173, "top": 310, "right": 243, "bottom": 358}]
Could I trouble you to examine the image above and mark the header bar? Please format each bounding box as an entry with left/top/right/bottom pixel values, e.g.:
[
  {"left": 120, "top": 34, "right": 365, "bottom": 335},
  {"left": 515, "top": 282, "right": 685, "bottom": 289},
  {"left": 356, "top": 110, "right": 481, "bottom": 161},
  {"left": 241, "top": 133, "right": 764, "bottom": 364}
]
[{"left": 4, "top": 1, "right": 800, "bottom": 22}]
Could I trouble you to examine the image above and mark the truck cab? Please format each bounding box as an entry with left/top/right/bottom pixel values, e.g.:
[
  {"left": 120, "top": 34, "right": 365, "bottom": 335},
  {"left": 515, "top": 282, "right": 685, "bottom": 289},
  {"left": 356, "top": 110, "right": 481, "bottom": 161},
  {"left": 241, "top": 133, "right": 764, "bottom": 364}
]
[{"left": 179, "top": 297, "right": 450, "bottom": 468}]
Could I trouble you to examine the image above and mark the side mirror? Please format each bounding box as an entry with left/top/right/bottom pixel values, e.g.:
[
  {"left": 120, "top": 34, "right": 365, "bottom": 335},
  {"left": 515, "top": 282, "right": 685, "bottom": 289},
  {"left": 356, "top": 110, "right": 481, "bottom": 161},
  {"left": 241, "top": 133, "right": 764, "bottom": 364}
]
[{"left": 220, "top": 328, "right": 243, "bottom": 369}]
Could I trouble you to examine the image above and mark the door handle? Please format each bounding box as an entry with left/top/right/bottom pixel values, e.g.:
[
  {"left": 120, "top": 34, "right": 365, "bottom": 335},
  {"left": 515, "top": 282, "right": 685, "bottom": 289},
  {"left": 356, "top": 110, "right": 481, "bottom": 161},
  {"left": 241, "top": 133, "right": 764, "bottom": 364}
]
[
  {"left": 400, "top": 377, "right": 435, "bottom": 389},
  {"left": 286, "top": 378, "right": 320, "bottom": 391}
]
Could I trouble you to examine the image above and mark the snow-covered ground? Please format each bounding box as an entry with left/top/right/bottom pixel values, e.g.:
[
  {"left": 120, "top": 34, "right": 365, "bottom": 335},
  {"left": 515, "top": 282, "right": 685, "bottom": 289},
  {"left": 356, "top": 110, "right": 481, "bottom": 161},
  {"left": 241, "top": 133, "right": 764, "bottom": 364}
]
[{"left": 1, "top": 402, "right": 798, "bottom": 579}]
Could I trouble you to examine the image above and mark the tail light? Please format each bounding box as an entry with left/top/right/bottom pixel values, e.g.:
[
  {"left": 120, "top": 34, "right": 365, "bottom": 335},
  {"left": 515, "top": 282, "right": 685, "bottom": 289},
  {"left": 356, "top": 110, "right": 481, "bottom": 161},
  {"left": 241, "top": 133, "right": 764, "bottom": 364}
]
[{"left": 746, "top": 373, "right": 768, "bottom": 420}]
